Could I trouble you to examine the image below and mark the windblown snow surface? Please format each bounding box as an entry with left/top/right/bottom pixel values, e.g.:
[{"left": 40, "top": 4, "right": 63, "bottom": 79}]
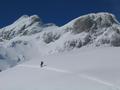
[
  {"left": 0, "top": 12, "right": 120, "bottom": 90},
  {"left": 0, "top": 47, "right": 120, "bottom": 90}
]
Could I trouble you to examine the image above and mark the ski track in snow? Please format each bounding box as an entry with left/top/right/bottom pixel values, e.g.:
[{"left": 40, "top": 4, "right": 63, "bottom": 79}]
[
  {"left": 18, "top": 64, "right": 41, "bottom": 69},
  {"left": 18, "top": 64, "right": 120, "bottom": 90},
  {"left": 18, "top": 64, "right": 71, "bottom": 73},
  {"left": 44, "top": 67, "right": 72, "bottom": 73},
  {"left": 79, "top": 74, "right": 120, "bottom": 90}
]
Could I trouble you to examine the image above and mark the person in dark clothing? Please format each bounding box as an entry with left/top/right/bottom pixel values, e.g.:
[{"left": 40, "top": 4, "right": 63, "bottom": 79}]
[{"left": 40, "top": 61, "right": 44, "bottom": 67}]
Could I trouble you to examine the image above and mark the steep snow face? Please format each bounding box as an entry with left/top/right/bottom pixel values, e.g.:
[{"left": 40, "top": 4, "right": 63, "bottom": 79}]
[
  {"left": 0, "top": 15, "right": 42, "bottom": 40},
  {"left": 0, "top": 12, "right": 120, "bottom": 71},
  {"left": 0, "top": 15, "right": 58, "bottom": 40}
]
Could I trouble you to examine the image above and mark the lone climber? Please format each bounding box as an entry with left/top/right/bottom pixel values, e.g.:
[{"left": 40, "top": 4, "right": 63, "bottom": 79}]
[{"left": 40, "top": 61, "right": 44, "bottom": 67}]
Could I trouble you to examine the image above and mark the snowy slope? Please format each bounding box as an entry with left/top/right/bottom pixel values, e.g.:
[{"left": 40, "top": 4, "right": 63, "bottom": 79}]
[{"left": 0, "top": 47, "right": 120, "bottom": 90}]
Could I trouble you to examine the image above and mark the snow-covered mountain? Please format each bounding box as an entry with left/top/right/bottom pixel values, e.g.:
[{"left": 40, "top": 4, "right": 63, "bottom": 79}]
[
  {"left": 0, "top": 12, "right": 120, "bottom": 71},
  {"left": 0, "top": 15, "right": 58, "bottom": 40}
]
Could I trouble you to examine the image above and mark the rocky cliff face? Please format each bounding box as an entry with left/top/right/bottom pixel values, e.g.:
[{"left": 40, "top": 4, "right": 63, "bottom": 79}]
[
  {"left": 61, "top": 13, "right": 120, "bottom": 47},
  {"left": 73, "top": 13, "right": 118, "bottom": 33}
]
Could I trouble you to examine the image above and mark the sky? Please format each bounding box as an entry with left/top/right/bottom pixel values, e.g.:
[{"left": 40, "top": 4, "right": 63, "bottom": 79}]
[{"left": 0, "top": 0, "right": 120, "bottom": 27}]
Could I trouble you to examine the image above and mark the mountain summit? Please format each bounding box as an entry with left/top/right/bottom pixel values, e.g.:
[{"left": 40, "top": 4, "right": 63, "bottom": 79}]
[
  {"left": 0, "top": 12, "right": 120, "bottom": 70},
  {"left": 62, "top": 12, "right": 120, "bottom": 47},
  {"left": 0, "top": 15, "right": 57, "bottom": 40}
]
